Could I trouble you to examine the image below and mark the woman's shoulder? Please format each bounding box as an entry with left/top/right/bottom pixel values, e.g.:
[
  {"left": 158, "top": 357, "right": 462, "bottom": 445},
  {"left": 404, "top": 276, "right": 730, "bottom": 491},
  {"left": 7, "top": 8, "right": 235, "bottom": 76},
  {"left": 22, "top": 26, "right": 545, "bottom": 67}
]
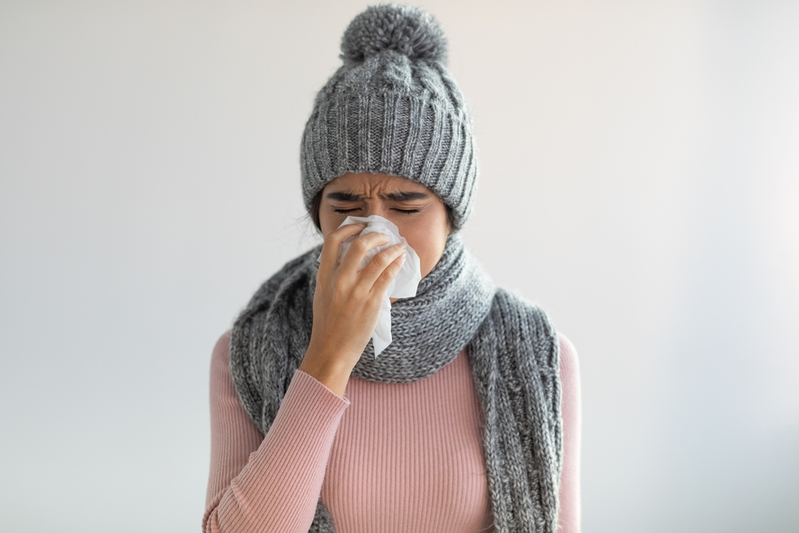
[
  {"left": 557, "top": 331, "right": 580, "bottom": 381},
  {"left": 210, "top": 329, "right": 233, "bottom": 373}
]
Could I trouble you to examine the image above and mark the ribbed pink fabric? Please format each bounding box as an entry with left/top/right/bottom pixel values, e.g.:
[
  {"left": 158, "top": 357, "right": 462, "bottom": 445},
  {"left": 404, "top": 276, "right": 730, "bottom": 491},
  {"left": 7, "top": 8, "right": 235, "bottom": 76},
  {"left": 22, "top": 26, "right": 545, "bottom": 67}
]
[
  {"left": 204, "top": 336, "right": 350, "bottom": 533},
  {"left": 203, "top": 331, "right": 582, "bottom": 533},
  {"left": 322, "top": 349, "right": 493, "bottom": 532}
]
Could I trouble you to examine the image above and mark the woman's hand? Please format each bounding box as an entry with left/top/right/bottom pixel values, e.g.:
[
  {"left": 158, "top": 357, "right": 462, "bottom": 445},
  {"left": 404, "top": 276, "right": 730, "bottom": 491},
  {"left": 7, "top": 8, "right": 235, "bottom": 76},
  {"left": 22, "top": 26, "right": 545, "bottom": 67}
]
[{"left": 299, "top": 223, "right": 407, "bottom": 396}]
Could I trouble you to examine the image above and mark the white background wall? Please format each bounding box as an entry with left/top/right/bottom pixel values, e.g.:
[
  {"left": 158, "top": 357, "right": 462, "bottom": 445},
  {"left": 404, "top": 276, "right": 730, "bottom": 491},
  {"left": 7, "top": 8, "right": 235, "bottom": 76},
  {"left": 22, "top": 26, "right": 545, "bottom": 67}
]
[{"left": 1, "top": 1, "right": 797, "bottom": 531}]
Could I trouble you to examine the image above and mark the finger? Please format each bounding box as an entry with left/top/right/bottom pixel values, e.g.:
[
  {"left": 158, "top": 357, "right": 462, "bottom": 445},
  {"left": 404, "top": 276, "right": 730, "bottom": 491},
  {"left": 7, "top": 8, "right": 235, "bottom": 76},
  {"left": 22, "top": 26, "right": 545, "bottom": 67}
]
[
  {"left": 369, "top": 247, "right": 407, "bottom": 297},
  {"left": 359, "top": 242, "right": 407, "bottom": 290},
  {"left": 318, "top": 223, "right": 366, "bottom": 273},
  {"left": 338, "top": 231, "right": 391, "bottom": 274}
]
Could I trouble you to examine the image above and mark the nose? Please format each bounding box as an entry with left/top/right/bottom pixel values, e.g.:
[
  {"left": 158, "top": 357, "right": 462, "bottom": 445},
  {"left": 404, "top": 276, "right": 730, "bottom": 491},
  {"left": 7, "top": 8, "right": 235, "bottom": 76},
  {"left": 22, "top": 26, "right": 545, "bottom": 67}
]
[{"left": 362, "top": 201, "right": 389, "bottom": 220}]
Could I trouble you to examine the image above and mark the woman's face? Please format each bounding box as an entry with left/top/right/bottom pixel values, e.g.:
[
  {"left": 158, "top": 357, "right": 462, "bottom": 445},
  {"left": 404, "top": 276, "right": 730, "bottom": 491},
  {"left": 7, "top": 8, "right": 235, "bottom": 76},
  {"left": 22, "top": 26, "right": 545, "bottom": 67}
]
[{"left": 317, "top": 172, "right": 450, "bottom": 279}]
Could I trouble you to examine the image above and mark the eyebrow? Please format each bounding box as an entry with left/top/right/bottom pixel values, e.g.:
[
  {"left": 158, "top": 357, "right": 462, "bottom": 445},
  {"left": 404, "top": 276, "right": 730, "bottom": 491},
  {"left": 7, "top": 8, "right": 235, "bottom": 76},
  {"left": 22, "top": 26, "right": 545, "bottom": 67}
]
[{"left": 325, "top": 191, "right": 430, "bottom": 202}]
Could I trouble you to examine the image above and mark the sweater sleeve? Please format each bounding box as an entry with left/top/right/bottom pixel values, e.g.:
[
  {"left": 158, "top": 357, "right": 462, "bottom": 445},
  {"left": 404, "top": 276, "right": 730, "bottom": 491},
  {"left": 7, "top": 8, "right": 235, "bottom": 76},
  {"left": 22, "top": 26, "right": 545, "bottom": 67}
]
[
  {"left": 557, "top": 332, "right": 582, "bottom": 533},
  {"left": 203, "top": 331, "right": 350, "bottom": 533}
]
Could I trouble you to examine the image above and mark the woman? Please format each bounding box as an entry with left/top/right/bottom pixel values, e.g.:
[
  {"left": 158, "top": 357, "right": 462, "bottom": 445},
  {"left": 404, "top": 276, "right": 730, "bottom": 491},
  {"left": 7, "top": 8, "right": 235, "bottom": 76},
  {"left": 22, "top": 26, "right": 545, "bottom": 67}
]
[{"left": 203, "top": 4, "right": 581, "bottom": 532}]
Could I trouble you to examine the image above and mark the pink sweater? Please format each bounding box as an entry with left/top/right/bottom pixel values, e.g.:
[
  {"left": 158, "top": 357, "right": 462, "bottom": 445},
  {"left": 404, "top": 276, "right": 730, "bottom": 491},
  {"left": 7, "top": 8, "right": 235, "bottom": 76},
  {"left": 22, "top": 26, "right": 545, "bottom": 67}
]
[{"left": 204, "top": 332, "right": 581, "bottom": 533}]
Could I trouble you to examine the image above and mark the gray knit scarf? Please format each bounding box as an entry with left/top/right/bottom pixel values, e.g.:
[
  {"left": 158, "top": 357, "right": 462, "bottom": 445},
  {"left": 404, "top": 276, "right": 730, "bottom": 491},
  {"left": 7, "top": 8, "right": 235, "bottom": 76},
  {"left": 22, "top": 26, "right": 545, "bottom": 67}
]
[{"left": 229, "top": 234, "right": 563, "bottom": 532}]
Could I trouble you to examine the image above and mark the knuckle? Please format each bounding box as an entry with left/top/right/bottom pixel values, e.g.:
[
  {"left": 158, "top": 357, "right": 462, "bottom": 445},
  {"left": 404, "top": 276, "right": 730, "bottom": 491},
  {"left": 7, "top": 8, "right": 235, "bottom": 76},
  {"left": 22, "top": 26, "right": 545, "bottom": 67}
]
[
  {"left": 331, "top": 276, "right": 349, "bottom": 294},
  {"left": 350, "top": 284, "right": 368, "bottom": 301},
  {"left": 380, "top": 266, "right": 398, "bottom": 281},
  {"left": 349, "top": 238, "right": 367, "bottom": 253},
  {"left": 371, "top": 253, "right": 390, "bottom": 269},
  {"left": 353, "top": 240, "right": 379, "bottom": 257},
  {"left": 387, "top": 261, "right": 403, "bottom": 277}
]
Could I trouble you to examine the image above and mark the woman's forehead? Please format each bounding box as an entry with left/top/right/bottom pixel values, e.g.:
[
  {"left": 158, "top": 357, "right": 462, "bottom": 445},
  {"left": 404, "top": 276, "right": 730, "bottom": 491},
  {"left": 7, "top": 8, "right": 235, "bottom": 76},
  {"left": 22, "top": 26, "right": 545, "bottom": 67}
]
[{"left": 325, "top": 172, "right": 430, "bottom": 194}]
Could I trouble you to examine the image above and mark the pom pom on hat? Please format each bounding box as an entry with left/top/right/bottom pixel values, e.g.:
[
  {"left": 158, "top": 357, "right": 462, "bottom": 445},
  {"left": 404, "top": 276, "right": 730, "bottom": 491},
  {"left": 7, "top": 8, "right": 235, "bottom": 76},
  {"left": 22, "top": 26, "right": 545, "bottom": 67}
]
[{"left": 341, "top": 4, "right": 448, "bottom": 65}]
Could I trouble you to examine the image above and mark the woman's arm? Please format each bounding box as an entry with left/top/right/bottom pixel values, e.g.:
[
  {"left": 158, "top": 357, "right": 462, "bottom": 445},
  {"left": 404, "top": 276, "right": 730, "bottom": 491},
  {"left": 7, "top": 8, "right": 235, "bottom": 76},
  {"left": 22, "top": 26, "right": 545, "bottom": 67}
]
[
  {"left": 557, "top": 333, "right": 582, "bottom": 533},
  {"left": 204, "top": 227, "right": 405, "bottom": 532},
  {"left": 203, "top": 331, "right": 350, "bottom": 533}
]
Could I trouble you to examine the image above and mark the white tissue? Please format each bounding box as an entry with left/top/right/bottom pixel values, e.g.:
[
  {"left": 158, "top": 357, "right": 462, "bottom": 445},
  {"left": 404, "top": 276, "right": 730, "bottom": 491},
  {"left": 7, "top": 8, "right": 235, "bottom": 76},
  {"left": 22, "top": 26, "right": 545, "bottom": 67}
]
[{"left": 336, "top": 215, "right": 422, "bottom": 356}]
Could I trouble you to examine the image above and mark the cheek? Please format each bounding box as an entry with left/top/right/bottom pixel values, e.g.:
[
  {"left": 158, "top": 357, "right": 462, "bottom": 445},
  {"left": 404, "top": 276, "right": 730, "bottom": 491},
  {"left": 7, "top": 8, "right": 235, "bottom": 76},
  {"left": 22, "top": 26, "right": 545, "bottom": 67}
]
[
  {"left": 318, "top": 207, "right": 343, "bottom": 238},
  {"left": 399, "top": 212, "right": 449, "bottom": 278}
]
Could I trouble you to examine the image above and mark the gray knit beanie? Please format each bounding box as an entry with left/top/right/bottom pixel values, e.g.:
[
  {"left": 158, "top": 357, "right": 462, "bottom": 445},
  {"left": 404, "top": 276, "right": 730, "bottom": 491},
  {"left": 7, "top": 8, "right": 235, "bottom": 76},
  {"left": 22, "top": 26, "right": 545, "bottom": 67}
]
[{"left": 300, "top": 4, "right": 478, "bottom": 230}]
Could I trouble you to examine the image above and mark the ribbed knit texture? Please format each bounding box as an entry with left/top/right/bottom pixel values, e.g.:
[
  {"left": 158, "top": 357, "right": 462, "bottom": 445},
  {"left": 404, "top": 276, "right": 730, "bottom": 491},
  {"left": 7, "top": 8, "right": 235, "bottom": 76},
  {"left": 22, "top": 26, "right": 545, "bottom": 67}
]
[
  {"left": 350, "top": 234, "right": 495, "bottom": 380},
  {"left": 229, "top": 235, "right": 563, "bottom": 532},
  {"left": 205, "top": 341, "right": 493, "bottom": 532},
  {"left": 205, "top": 352, "right": 349, "bottom": 533},
  {"left": 204, "top": 332, "right": 582, "bottom": 532},
  {"left": 469, "top": 291, "right": 562, "bottom": 532},
  {"left": 323, "top": 350, "right": 492, "bottom": 532},
  {"left": 300, "top": 4, "right": 478, "bottom": 230}
]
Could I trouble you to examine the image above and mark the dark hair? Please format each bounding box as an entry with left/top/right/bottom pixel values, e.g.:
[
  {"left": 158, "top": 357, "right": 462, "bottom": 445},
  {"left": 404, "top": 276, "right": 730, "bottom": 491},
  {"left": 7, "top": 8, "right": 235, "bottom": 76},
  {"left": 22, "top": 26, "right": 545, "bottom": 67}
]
[{"left": 309, "top": 191, "right": 457, "bottom": 233}]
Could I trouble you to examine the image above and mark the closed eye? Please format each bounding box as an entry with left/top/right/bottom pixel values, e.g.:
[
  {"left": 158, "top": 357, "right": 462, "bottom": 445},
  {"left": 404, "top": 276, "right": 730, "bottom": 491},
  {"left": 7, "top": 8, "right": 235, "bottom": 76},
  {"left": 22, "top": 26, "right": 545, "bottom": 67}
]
[{"left": 331, "top": 207, "right": 421, "bottom": 214}]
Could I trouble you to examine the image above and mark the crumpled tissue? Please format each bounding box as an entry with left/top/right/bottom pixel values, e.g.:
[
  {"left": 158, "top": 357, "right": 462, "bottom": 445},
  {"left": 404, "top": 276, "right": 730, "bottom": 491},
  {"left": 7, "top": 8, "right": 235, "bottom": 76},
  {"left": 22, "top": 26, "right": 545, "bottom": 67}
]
[{"left": 334, "top": 215, "right": 421, "bottom": 356}]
